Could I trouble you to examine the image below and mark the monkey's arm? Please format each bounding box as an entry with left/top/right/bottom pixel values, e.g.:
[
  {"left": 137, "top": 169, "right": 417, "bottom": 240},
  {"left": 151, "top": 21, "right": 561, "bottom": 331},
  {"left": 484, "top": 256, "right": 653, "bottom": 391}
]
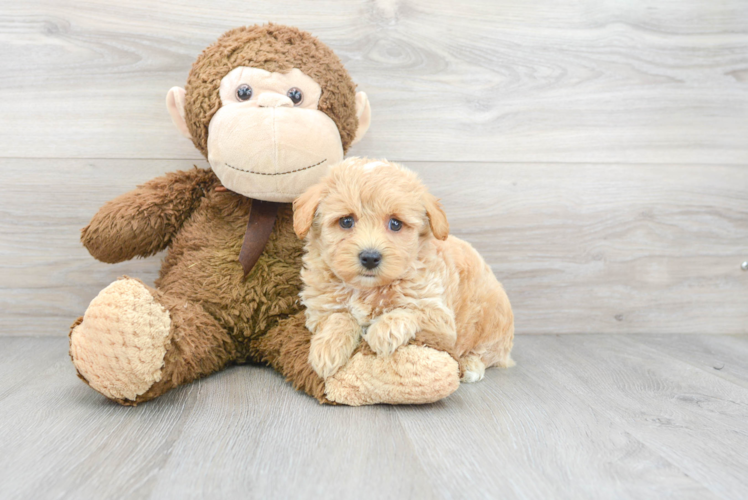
[{"left": 81, "top": 167, "right": 217, "bottom": 263}]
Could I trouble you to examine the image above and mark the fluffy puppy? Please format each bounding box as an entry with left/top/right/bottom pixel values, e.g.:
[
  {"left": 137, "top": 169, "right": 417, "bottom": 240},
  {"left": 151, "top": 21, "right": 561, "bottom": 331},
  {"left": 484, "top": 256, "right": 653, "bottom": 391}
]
[{"left": 293, "top": 158, "right": 514, "bottom": 383}]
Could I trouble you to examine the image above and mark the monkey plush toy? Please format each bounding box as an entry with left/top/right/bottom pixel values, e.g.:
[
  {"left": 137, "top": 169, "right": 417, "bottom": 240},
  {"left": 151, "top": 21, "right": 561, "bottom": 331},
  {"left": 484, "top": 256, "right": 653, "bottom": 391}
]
[{"left": 69, "top": 24, "right": 461, "bottom": 406}]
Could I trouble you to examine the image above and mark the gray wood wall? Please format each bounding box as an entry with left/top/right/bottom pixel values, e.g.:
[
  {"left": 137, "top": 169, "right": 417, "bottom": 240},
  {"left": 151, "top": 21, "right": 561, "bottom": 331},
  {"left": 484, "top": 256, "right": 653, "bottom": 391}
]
[{"left": 1, "top": 0, "right": 746, "bottom": 335}]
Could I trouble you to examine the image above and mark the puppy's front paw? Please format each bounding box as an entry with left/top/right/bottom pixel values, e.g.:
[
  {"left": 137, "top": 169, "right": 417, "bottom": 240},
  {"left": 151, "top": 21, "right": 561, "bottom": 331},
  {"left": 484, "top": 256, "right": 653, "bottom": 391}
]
[
  {"left": 366, "top": 309, "right": 419, "bottom": 357},
  {"left": 309, "top": 314, "right": 361, "bottom": 378}
]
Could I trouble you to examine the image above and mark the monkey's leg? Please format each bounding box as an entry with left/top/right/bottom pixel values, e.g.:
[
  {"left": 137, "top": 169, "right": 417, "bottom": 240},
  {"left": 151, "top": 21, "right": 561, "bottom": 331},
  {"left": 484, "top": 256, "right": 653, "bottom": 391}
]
[
  {"left": 256, "top": 312, "right": 460, "bottom": 405},
  {"left": 69, "top": 277, "right": 236, "bottom": 405}
]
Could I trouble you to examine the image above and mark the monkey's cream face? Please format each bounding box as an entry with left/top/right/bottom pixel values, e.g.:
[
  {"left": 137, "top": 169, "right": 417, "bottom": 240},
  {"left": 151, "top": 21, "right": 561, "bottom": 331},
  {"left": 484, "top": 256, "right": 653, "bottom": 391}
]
[{"left": 205, "top": 67, "right": 343, "bottom": 202}]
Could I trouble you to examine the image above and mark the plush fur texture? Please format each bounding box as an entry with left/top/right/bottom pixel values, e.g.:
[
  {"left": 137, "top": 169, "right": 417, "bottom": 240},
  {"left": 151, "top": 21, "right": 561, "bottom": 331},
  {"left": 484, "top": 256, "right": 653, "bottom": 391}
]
[
  {"left": 69, "top": 278, "right": 172, "bottom": 401},
  {"left": 81, "top": 168, "right": 216, "bottom": 263},
  {"left": 295, "top": 158, "right": 515, "bottom": 381},
  {"left": 70, "top": 167, "right": 462, "bottom": 405},
  {"left": 324, "top": 344, "right": 460, "bottom": 406},
  {"left": 72, "top": 168, "right": 309, "bottom": 403},
  {"left": 70, "top": 24, "right": 462, "bottom": 406},
  {"left": 83, "top": 168, "right": 305, "bottom": 352},
  {"left": 254, "top": 314, "right": 461, "bottom": 405},
  {"left": 185, "top": 24, "right": 359, "bottom": 158}
]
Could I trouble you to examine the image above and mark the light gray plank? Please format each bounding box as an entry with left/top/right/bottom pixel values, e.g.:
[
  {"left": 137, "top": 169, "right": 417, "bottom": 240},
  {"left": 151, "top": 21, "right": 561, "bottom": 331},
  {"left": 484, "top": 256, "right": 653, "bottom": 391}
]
[
  {"left": 394, "top": 345, "right": 717, "bottom": 499},
  {"left": 523, "top": 335, "right": 748, "bottom": 499},
  {"left": 0, "top": 159, "right": 178, "bottom": 336},
  {"left": 0, "top": 337, "right": 435, "bottom": 500},
  {"left": 4, "top": 336, "right": 744, "bottom": 500},
  {"left": 0, "top": 337, "right": 64, "bottom": 401},
  {"left": 147, "top": 366, "right": 437, "bottom": 499},
  {"left": 629, "top": 334, "right": 748, "bottom": 389},
  {"left": 426, "top": 162, "right": 748, "bottom": 335},
  {"left": 2, "top": 159, "right": 745, "bottom": 336},
  {"left": 0, "top": 0, "right": 747, "bottom": 163},
  {"left": 0, "top": 338, "right": 200, "bottom": 500}
]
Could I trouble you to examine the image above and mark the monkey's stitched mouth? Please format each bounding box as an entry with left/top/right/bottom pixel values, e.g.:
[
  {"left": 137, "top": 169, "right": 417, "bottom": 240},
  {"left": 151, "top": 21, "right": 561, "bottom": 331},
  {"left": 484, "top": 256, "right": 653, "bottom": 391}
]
[{"left": 223, "top": 159, "right": 327, "bottom": 176}]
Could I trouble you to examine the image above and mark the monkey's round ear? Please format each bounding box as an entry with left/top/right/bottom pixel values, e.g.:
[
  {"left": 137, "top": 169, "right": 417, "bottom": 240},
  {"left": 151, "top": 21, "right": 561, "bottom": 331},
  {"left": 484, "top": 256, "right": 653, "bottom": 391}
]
[
  {"left": 350, "top": 92, "right": 371, "bottom": 145},
  {"left": 293, "top": 183, "right": 327, "bottom": 239},
  {"left": 166, "top": 87, "right": 192, "bottom": 139},
  {"left": 425, "top": 193, "right": 449, "bottom": 241}
]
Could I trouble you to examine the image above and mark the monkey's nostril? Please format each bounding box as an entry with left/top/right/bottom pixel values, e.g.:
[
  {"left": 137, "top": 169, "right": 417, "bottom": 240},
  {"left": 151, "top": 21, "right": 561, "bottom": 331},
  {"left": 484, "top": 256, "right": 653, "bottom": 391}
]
[{"left": 359, "top": 250, "right": 382, "bottom": 270}]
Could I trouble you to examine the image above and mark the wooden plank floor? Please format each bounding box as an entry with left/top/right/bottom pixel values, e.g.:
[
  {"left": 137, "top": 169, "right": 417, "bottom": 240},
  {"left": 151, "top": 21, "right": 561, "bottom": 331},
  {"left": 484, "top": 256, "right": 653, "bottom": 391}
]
[{"left": 1, "top": 335, "right": 746, "bottom": 499}]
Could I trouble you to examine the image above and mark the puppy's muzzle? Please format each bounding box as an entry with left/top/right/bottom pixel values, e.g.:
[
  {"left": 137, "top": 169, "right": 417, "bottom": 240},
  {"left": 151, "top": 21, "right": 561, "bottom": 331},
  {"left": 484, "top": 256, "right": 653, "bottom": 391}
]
[{"left": 359, "top": 249, "right": 382, "bottom": 270}]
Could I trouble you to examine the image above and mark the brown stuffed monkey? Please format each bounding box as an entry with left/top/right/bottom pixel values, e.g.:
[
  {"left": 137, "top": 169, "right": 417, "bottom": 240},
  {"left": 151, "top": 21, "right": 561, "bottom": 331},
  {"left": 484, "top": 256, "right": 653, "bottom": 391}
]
[{"left": 69, "top": 24, "right": 460, "bottom": 406}]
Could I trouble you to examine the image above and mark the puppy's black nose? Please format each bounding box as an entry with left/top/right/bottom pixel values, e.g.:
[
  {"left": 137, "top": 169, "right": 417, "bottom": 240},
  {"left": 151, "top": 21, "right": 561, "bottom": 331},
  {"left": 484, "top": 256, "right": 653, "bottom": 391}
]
[{"left": 359, "top": 249, "right": 382, "bottom": 270}]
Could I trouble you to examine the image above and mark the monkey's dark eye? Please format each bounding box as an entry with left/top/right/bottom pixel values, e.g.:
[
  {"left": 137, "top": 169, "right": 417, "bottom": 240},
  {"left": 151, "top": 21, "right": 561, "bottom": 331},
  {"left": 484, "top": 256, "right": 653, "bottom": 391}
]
[
  {"left": 236, "top": 84, "right": 253, "bottom": 101},
  {"left": 287, "top": 87, "right": 303, "bottom": 106},
  {"left": 388, "top": 218, "right": 403, "bottom": 232},
  {"left": 339, "top": 216, "right": 354, "bottom": 229}
]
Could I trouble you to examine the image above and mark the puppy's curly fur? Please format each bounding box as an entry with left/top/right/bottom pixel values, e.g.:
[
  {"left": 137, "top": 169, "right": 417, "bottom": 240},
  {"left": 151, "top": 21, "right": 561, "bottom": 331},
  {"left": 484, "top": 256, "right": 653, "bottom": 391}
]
[{"left": 294, "top": 158, "right": 515, "bottom": 382}]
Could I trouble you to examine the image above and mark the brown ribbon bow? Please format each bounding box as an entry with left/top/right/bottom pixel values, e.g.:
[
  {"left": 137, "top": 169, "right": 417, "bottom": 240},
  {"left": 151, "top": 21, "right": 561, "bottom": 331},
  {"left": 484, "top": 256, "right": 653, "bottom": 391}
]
[{"left": 238, "top": 199, "right": 283, "bottom": 278}]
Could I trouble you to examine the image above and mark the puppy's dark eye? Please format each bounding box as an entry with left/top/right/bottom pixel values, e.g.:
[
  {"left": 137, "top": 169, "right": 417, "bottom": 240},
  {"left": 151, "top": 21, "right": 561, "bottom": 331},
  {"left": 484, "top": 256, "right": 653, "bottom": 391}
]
[
  {"left": 287, "top": 87, "right": 303, "bottom": 106},
  {"left": 236, "top": 84, "right": 253, "bottom": 101},
  {"left": 339, "top": 216, "right": 355, "bottom": 229},
  {"left": 388, "top": 218, "right": 403, "bottom": 232}
]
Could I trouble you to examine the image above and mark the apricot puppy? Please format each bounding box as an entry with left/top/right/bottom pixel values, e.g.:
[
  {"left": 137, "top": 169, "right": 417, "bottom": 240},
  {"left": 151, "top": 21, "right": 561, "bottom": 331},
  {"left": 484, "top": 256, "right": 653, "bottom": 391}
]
[{"left": 293, "top": 158, "right": 514, "bottom": 382}]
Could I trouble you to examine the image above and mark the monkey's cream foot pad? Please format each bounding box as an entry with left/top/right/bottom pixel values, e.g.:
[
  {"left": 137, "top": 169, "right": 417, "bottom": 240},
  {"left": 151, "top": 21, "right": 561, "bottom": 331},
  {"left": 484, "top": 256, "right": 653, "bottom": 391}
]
[
  {"left": 324, "top": 345, "right": 460, "bottom": 406},
  {"left": 69, "top": 278, "right": 171, "bottom": 401}
]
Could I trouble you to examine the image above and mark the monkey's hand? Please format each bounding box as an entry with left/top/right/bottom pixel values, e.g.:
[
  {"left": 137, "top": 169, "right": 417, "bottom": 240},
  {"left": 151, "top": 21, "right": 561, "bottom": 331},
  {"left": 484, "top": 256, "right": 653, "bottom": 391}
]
[
  {"left": 309, "top": 313, "right": 362, "bottom": 378},
  {"left": 81, "top": 168, "right": 216, "bottom": 263}
]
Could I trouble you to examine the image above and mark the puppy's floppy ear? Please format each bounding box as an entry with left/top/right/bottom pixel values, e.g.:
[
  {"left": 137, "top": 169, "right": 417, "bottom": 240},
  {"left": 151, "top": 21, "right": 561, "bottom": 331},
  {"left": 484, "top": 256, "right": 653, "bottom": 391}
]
[
  {"left": 293, "top": 183, "right": 327, "bottom": 239},
  {"left": 424, "top": 193, "right": 449, "bottom": 241}
]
